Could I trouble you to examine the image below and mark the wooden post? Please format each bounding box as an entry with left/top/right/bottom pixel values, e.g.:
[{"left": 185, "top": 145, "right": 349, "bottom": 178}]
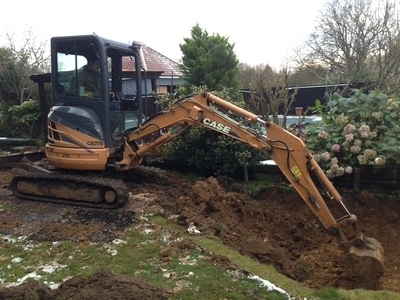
[
  {"left": 243, "top": 165, "right": 249, "bottom": 183},
  {"left": 354, "top": 167, "right": 361, "bottom": 194}
]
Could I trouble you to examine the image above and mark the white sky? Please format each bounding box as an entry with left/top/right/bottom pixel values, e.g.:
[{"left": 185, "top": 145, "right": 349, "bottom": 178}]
[{"left": 1, "top": 0, "right": 325, "bottom": 69}]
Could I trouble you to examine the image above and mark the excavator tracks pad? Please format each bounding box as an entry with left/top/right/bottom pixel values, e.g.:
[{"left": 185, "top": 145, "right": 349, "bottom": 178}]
[{"left": 11, "top": 172, "right": 130, "bottom": 209}]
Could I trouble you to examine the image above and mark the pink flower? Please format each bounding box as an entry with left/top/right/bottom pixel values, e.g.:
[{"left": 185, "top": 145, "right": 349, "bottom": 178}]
[
  {"left": 359, "top": 125, "right": 370, "bottom": 133},
  {"left": 331, "top": 163, "right": 339, "bottom": 172},
  {"left": 342, "top": 141, "right": 350, "bottom": 151},
  {"left": 321, "top": 151, "right": 330, "bottom": 162},
  {"left": 345, "top": 166, "right": 353, "bottom": 174},
  {"left": 360, "top": 130, "right": 369, "bottom": 138},
  {"left": 331, "top": 144, "right": 340, "bottom": 153},
  {"left": 318, "top": 131, "right": 328, "bottom": 139},
  {"left": 375, "top": 156, "right": 386, "bottom": 166},
  {"left": 343, "top": 124, "right": 356, "bottom": 132},
  {"left": 345, "top": 133, "right": 354, "bottom": 142},
  {"left": 313, "top": 154, "right": 321, "bottom": 163},
  {"left": 350, "top": 145, "right": 361, "bottom": 154}
]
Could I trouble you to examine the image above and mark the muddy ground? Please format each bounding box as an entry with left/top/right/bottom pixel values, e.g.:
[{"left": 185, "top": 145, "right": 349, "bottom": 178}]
[{"left": 0, "top": 163, "right": 399, "bottom": 298}]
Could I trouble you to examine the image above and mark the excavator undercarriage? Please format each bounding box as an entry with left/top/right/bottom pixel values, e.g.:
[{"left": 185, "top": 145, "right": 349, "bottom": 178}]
[{"left": 11, "top": 172, "right": 130, "bottom": 209}]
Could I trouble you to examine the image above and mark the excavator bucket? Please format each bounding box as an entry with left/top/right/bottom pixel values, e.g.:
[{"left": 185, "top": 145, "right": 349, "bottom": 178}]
[{"left": 348, "top": 236, "right": 385, "bottom": 289}]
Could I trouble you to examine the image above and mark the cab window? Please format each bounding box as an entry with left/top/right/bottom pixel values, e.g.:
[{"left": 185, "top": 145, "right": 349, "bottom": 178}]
[{"left": 55, "top": 40, "right": 102, "bottom": 99}]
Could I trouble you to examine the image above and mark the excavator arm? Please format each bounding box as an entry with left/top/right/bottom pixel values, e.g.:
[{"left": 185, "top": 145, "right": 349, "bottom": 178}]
[
  {"left": 120, "top": 92, "right": 363, "bottom": 238},
  {"left": 121, "top": 92, "right": 384, "bottom": 283}
]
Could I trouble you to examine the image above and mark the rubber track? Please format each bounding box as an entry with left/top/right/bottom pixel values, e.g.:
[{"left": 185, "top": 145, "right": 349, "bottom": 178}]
[{"left": 10, "top": 172, "right": 130, "bottom": 209}]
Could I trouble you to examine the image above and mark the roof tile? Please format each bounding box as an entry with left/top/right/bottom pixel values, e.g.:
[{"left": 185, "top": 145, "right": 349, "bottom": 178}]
[{"left": 122, "top": 44, "right": 182, "bottom": 77}]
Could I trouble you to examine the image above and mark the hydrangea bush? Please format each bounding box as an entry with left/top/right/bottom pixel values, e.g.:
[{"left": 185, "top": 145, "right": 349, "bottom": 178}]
[{"left": 305, "top": 89, "right": 400, "bottom": 179}]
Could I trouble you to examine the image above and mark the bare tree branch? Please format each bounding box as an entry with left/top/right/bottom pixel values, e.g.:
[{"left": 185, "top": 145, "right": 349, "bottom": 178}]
[
  {"left": 298, "top": 0, "right": 400, "bottom": 94},
  {"left": 0, "top": 28, "right": 50, "bottom": 104},
  {"left": 240, "top": 64, "right": 297, "bottom": 127}
]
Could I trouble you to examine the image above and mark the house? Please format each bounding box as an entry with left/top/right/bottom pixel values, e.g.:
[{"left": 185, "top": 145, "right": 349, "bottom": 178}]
[{"left": 121, "top": 44, "right": 184, "bottom": 97}]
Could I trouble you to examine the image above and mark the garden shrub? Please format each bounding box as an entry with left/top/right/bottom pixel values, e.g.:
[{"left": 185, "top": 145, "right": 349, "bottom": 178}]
[
  {"left": 305, "top": 89, "right": 400, "bottom": 178},
  {"left": 8, "top": 99, "right": 42, "bottom": 138},
  {"left": 150, "top": 86, "right": 269, "bottom": 176}
]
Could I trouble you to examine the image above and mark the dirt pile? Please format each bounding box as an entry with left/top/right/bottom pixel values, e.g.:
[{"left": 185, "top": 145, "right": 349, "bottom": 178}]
[
  {"left": 0, "top": 269, "right": 166, "bottom": 300},
  {"left": 150, "top": 175, "right": 397, "bottom": 291},
  {"left": 0, "top": 165, "right": 399, "bottom": 296},
  {"left": 124, "top": 168, "right": 399, "bottom": 291}
]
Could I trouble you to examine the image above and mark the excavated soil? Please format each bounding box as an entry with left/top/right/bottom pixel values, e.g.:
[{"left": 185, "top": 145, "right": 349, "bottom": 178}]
[{"left": 0, "top": 163, "right": 399, "bottom": 298}]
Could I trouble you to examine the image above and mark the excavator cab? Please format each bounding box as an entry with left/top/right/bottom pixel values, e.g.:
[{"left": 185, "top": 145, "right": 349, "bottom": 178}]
[{"left": 48, "top": 34, "right": 143, "bottom": 170}]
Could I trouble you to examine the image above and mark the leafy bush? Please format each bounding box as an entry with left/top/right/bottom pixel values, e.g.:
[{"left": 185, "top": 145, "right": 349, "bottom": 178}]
[
  {"left": 151, "top": 86, "right": 269, "bottom": 176},
  {"left": 305, "top": 89, "right": 400, "bottom": 178},
  {"left": 164, "top": 126, "right": 268, "bottom": 176},
  {"left": 8, "top": 99, "right": 43, "bottom": 138},
  {"left": 0, "top": 105, "right": 16, "bottom": 137}
]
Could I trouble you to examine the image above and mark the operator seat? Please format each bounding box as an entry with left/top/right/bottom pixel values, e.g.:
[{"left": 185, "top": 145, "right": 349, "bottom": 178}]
[
  {"left": 68, "top": 75, "right": 76, "bottom": 95},
  {"left": 115, "top": 91, "right": 125, "bottom": 101}
]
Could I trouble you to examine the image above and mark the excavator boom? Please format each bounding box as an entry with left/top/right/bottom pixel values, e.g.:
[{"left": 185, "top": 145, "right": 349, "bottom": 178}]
[{"left": 120, "top": 93, "right": 363, "bottom": 231}]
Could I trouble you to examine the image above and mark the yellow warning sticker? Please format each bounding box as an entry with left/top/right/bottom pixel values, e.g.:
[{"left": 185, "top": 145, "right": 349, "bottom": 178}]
[{"left": 291, "top": 165, "right": 302, "bottom": 178}]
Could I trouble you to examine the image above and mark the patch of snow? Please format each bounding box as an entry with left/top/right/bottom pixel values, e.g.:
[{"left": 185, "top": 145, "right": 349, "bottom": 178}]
[
  {"left": 2, "top": 236, "right": 17, "bottom": 243},
  {"left": 168, "top": 214, "right": 179, "bottom": 220},
  {"left": 41, "top": 262, "right": 67, "bottom": 274},
  {"left": 248, "top": 275, "right": 293, "bottom": 299},
  {"left": 1, "top": 235, "right": 28, "bottom": 244},
  {"left": 22, "top": 242, "right": 37, "bottom": 251},
  {"left": 103, "top": 243, "right": 118, "bottom": 256},
  {"left": 4, "top": 261, "right": 67, "bottom": 288},
  {"left": 44, "top": 281, "right": 60, "bottom": 290},
  {"left": 6, "top": 271, "right": 42, "bottom": 287},
  {"left": 140, "top": 240, "right": 155, "bottom": 245},
  {"left": 172, "top": 279, "right": 192, "bottom": 293},
  {"left": 187, "top": 223, "right": 201, "bottom": 235},
  {"left": 11, "top": 257, "right": 22, "bottom": 263},
  {"left": 143, "top": 229, "right": 154, "bottom": 235},
  {"left": 178, "top": 255, "right": 198, "bottom": 266},
  {"left": 163, "top": 272, "right": 176, "bottom": 279},
  {"left": 184, "top": 271, "right": 195, "bottom": 278},
  {"left": 160, "top": 233, "right": 172, "bottom": 243},
  {"left": 112, "top": 239, "right": 127, "bottom": 245},
  {"left": 106, "top": 249, "right": 118, "bottom": 256}
]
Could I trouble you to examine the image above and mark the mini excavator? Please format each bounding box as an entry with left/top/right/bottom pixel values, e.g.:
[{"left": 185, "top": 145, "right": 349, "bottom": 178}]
[{"left": 10, "top": 34, "right": 384, "bottom": 284}]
